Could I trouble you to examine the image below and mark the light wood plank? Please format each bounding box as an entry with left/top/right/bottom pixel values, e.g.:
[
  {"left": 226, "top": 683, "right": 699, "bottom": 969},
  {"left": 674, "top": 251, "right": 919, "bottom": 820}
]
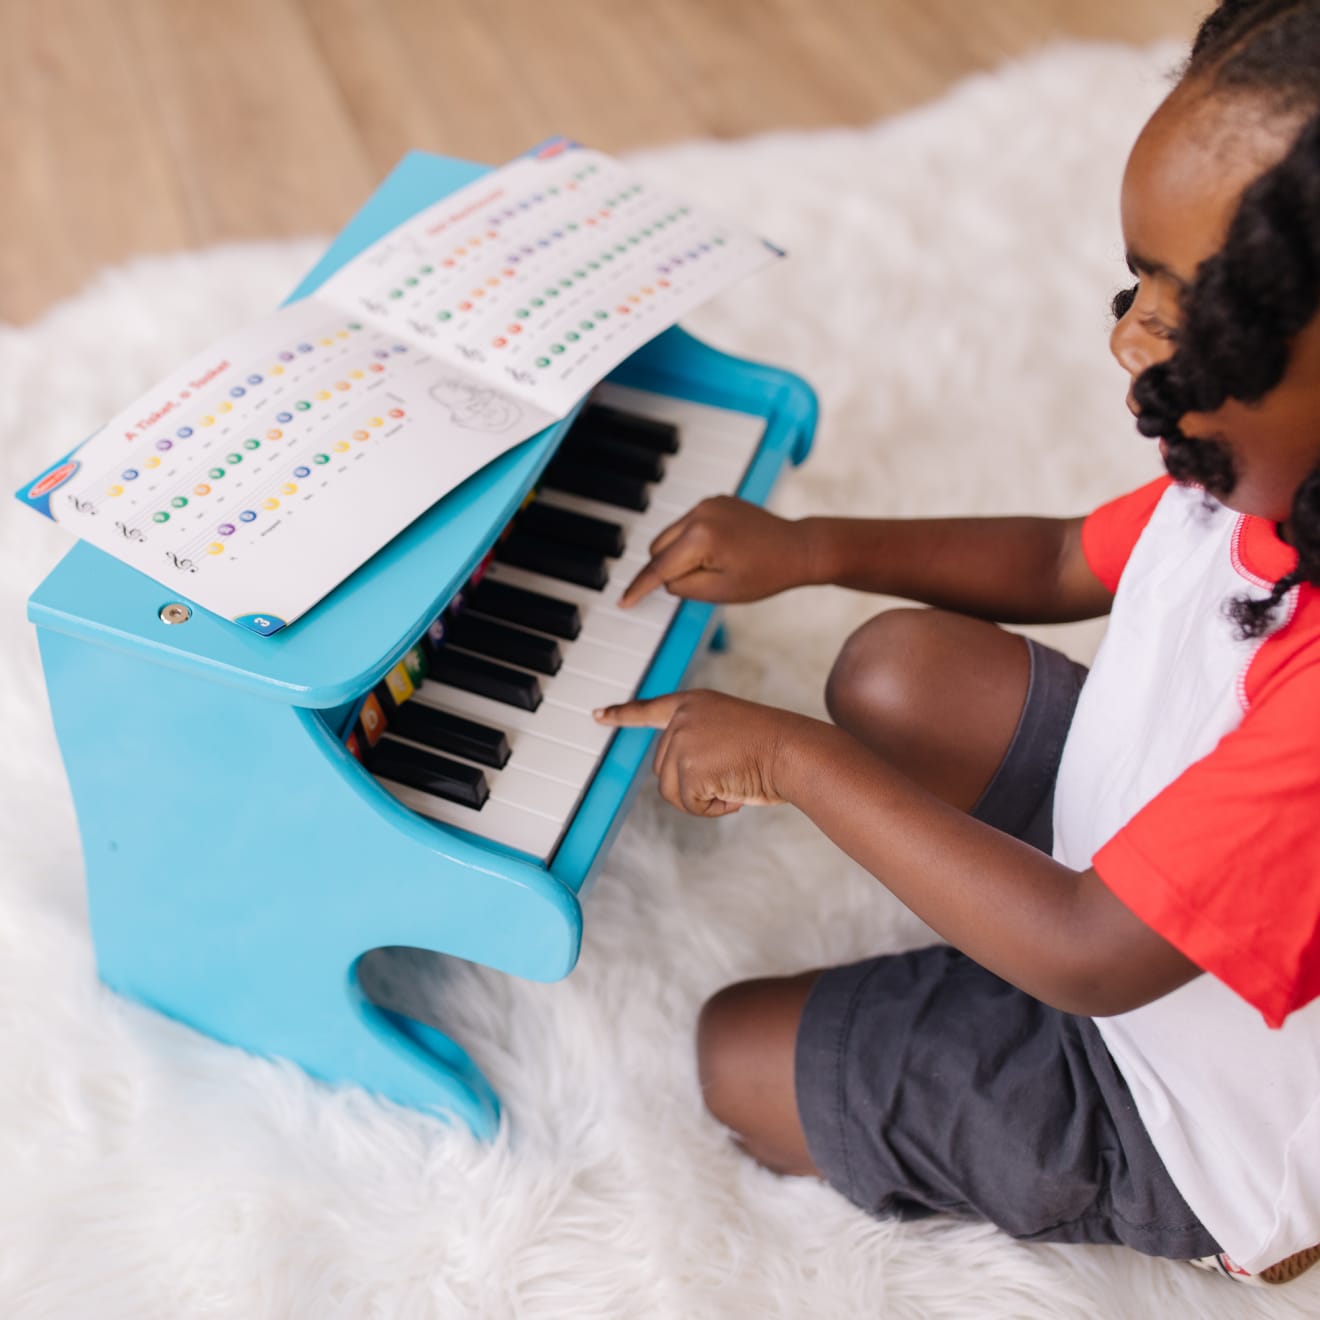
[{"left": 3, "top": 0, "right": 1210, "bottom": 325}]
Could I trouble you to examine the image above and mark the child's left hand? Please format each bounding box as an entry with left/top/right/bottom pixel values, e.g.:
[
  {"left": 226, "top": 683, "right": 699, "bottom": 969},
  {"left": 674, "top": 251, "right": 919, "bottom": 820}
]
[{"left": 593, "top": 690, "right": 807, "bottom": 816}]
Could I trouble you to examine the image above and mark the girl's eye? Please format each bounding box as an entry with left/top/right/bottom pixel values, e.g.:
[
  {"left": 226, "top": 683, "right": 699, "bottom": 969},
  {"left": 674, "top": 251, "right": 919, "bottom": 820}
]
[{"left": 1140, "top": 316, "right": 1179, "bottom": 343}]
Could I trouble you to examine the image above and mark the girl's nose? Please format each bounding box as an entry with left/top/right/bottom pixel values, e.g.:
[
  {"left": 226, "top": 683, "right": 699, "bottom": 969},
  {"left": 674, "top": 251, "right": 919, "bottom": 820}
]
[{"left": 1109, "top": 309, "right": 1153, "bottom": 379}]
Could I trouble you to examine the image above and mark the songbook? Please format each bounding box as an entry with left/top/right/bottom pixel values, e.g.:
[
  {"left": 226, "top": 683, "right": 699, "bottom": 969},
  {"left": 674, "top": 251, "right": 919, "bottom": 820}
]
[{"left": 17, "top": 138, "right": 780, "bottom": 635}]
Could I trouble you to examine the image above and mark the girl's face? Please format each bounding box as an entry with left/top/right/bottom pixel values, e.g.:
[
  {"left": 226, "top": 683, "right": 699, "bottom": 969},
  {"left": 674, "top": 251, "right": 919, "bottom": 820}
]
[{"left": 1110, "top": 84, "right": 1320, "bottom": 526}]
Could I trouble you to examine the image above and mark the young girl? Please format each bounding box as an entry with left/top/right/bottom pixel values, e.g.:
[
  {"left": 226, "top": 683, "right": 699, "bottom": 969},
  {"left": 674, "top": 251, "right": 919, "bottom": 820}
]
[{"left": 595, "top": 0, "right": 1320, "bottom": 1287}]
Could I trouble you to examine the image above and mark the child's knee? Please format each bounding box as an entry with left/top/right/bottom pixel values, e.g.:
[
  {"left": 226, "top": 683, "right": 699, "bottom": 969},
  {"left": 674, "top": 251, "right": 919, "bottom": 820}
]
[{"left": 824, "top": 606, "right": 933, "bottom": 736}]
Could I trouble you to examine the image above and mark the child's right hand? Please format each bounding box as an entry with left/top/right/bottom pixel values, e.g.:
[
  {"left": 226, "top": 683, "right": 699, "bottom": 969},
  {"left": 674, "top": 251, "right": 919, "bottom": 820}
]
[{"left": 618, "top": 496, "right": 813, "bottom": 608}]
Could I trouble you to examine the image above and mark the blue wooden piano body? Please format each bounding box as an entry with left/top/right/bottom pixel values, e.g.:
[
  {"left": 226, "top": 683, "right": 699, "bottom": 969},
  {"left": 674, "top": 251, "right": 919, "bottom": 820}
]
[{"left": 27, "top": 151, "right": 817, "bottom": 1137}]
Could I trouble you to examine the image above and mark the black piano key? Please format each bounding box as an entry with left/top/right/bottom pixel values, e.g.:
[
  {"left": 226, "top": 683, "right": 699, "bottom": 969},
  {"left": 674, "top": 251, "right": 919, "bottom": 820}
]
[
  {"left": 518, "top": 501, "right": 626, "bottom": 558},
  {"left": 542, "top": 457, "right": 650, "bottom": 512},
  {"left": 496, "top": 529, "right": 608, "bottom": 591},
  {"left": 561, "top": 433, "right": 666, "bottom": 483},
  {"left": 573, "top": 403, "right": 681, "bottom": 454},
  {"left": 431, "top": 648, "right": 543, "bottom": 711},
  {"left": 369, "top": 736, "right": 489, "bottom": 810},
  {"left": 388, "top": 701, "right": 511, "bottom": 769},
  {"left": 468, "top": 579, "right": 581, "bottom": 640},
  {"left": 446, "top": 613, "right": 562, "bottom": 676}
]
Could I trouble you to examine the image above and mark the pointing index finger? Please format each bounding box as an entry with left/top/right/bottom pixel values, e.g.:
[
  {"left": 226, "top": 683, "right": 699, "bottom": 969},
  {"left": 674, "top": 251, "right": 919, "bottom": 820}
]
[{"left": 592, "top": 693, "right": 684, "bottom": 728}]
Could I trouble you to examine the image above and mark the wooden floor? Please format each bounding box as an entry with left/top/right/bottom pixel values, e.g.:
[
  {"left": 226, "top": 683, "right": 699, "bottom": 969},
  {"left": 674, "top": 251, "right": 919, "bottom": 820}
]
[{"left": 2, "top": 0, "right": 1208, "bottom": 325}]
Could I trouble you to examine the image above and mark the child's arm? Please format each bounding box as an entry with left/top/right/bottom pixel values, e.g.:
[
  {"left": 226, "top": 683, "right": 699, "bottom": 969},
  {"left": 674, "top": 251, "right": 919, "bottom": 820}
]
[
  {"left": 595, "top": 690, "right": 1201, "bottom": 1017},
  {"left": 619, "top": 497, "right": 1113, "bottom": 624}
]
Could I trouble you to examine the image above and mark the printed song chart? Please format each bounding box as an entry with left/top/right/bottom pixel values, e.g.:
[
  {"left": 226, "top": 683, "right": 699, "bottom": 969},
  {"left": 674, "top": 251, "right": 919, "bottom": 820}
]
[{"left": 19, "top": 141, "right": 780, "bottom": 634}]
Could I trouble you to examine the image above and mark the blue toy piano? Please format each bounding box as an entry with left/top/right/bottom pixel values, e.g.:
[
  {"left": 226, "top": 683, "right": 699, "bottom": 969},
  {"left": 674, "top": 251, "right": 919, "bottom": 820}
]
[{"left": 26, "top": 151, "right": 817, "bottom": 1137}]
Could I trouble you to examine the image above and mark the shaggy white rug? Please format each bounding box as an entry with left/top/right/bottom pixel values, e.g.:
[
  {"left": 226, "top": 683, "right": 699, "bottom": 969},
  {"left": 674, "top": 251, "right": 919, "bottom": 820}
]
[{"left": 3, "top": 39, "right": 1316, "bottom": 1320}]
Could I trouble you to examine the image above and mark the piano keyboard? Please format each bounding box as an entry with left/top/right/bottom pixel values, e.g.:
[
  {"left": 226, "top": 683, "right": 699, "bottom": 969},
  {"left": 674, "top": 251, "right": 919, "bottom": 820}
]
[{"left": 351, "top": 384, "right": 764, "bottom": 862}]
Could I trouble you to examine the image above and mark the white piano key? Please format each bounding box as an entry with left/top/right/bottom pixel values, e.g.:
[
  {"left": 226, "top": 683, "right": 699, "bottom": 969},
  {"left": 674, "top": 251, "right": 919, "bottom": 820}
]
[
  {"left": 503, "top": 726, "right": 598, "bottom": 785},
  {"left": 379, "top": 777, "right": 564, "bottom": 860},
  {"left": 575, "top": 605, "right": 665, "bottom": 658},
  {"left": 415, "top": 679, "right": 615, "bottom": 755},
  {"left": 560, "top": 635, "right": 653, "bottom": 687},
  {"left": 539, "top": 667, "right": 633, "bottom": 715}
]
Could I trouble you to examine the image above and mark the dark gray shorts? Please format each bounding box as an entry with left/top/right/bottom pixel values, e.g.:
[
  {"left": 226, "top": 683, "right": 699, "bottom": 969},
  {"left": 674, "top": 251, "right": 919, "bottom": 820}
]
[{"left": 794, "top": 638, "right": 1219, "bottom": 1259}]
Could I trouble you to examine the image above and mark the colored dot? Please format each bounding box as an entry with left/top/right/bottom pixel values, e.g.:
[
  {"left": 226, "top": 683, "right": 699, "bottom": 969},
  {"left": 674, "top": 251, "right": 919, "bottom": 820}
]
[
  {"left": 516, "top": 307, "right": 530, "bottom": 318},
  {"left": 531, "top": 297, "right": 544, "bottom": 307},
  {"left": 617, "top": 305, "right": 631, "bottom": 314},
  {"left": 262, "top": 498, "right": 280, "bottom": 510},
  {"left": 200, "top": 416, "right": 215, "bottom": 427},
  {"left": 293, "top": 466, "right": 311, "bottom": 478},
  {"left": 390, "top": 289, "right": 403, "bottom": 299},
  {"left": 230, "top": 387, "right": 246, "bottom": 399},
  {"left": 508, "top": 324, "right": 523, "bottom": 335},
  {"left": 404, "top": 277, "right": 418, "bottom": 287},
  {"left": 350, "top": 370, "right": 364, "bottom": 379},
  {"left": 536, "top": 357, "right": 551, "bottom": 368},
  {"left": 486, "top": 277, "right": 500, "bottom": 287},
  {"left": 209, "top": 467, "right": 226, "bottom": 480},
  {"left": 171, "top": 496, "right": 188, "bottom": 509},
  {"left": 588, "top": 261, "right": 600, "bottom": 270},
  {"left": 243, "top": 439, "right": 260, "bottom": 450},
  {"left": 420, "top": 265, "right": 433, "bottom": 275},
  {"left": 207, "top": 543, "right": 224, "bottom": 556},
  {"left": 551, "top": 343, "right": 565, "bottom": 354},
  {"left": 247, "top": 374, "right": 263, "bottom": 385},
  {"left": 472, "top": 288, "right": 486, "bottom": 299},
  {"left": 316, "top": 390, "right": 332, "bottom": 401},
  {"left": 333, "top": 441, "right": 350, "bottom": 453},
  {"left": 194, "top": 483, "right": 211, "bottom": 496},
  {"left": 565, "top": 331, "right": 579, "bottom": 342},
  {"left": 218, "top": 523, "right": 236, "bottom": 536},
  {"left": 375, "top": 349, "right": 390, "bottom": 359},
  {"left": 349, "top": 322, "right": 362, "bottom": 330},
  {"left": 156, "top": 438, "right": 173, "bottom": 451},
  {"left": 296, "top": 401, "right": 311, "bottom": 411},
  {"left": 319, "top": 337, "right": 333, "bottom": 346},
  {"left": 458, "top": 301, "right": 472, "bottom": 311},
  {"left": 547, "top": 288, "right": 560, "bottom": 298},
  {"left": 437, "top": 310, "right": 452, "bottom": 321},
  {"left": 442, "top": 258, "right": 456, "bottom": 268},
  {"left": 298, "top": 343, "right": 313, "bottom": 353},
  {"left": 153, "top": 511, "right": 170, "bottom": 523},
  {"left": 313, "top": 454, "right": 330, "bottom": 465},
  {"left": 492, "top": 337, "right": 507, "bottom": 348},
  {"left": 580, "top": 320, "right": 593, "bottom": 331},
  {"left": 108, "top": 485, "right": 123, "bottom": 497},
  {"left": 503, "top": 267, "right": 515, "bottom": 277},
  {"left": 595, "top": 309, "right": 609, "bottom": 319},
  {"left": 122, "top": 468, "right": 139, "bottom": 481},
  {"left": 279, "top": 351, "right": 295, "bottom": 362},
  {"left": 226, "top": 453, "right": 242, "bottom": 465},
  {"left": 270, "top": 365, "right": 285, "bottom": 376},
  {"left": 280, "top": 482, "right": 297, "bottom": 496},
  {"left": 658, "top": 278, "right": 671, "bottom": 289},
  {"left": 369, "top": 416, "right": 384, "bottom": 427},
  {"left": 369, "top": 363, "right": 385, "bottom": 373},
  {"left": 239, "top": 509, "right": 257, "bottom": 522},
  {"left": 353, "top": 430, "right": 369, "bottom": 441},
  {"left": 388, "top": 408, "right": 405, "bottom": 418},
  {"left": 267, "top": 429, "right": 284, "bottom": 441},
  {"left": 603, "top": 252, "right": 615, "bottom": 262},
  {"left": 144, "top": 457, "right": 161, "bottom": 469},
  {"left": 335, "top": 380, "right": 350, "bottom": 391}
]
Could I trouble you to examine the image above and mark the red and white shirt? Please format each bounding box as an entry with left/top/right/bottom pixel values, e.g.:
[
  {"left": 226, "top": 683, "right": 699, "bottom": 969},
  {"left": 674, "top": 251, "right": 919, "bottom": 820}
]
[{"left": 1056, "top": 477, "right": 1320, "bottom": 1271}]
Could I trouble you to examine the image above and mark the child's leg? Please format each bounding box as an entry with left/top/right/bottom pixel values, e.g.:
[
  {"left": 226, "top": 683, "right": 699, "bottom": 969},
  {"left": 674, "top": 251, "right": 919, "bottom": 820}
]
[
  {"left": 697, "top": 607, "right": 1039, "bottom": 1178},
  {"left": 823, "top": 606, "right": 1032, "bottom": 810}
]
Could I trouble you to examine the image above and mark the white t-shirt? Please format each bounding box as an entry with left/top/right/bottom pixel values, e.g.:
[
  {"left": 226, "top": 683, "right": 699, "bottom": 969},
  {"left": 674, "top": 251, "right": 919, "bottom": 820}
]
[{"left": 1055, "top": 478, "right": 1320, "bottom": 1272}]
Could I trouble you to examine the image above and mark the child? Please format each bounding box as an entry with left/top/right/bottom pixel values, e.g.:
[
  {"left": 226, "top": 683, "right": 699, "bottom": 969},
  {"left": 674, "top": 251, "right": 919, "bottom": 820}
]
[{"left": 594, "top": 0, "right": 1320, "bottom": 1287}]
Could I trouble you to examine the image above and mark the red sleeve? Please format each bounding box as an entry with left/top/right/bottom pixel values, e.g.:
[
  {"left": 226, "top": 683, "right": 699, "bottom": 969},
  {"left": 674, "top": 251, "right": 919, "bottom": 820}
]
[
  {"left": 1093, "top": 600, "right": 1320, "bottom": 1027},
  {"left": 1080, "top": 477, "right": 1172, "bottom": 594}
]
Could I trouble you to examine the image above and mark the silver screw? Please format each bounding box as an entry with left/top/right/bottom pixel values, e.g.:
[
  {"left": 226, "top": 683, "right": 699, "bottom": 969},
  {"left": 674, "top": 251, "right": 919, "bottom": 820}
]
[{"left": 159, "top": 603, "right": 192, "bottom": 625}]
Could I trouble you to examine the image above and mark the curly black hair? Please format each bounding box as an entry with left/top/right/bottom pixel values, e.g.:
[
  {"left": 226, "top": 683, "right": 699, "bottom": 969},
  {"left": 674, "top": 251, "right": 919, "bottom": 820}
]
[{"left": 1115, "top": 0, "right": 1320, "bottom": 636}]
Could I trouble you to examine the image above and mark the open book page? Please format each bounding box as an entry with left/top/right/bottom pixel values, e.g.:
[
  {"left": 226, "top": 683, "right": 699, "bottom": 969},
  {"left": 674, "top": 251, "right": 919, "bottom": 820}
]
[
  {"left": 318, "top": 141, "right": 780, "bottom": 416},
  {"left": 18, "top": 141, "right": 778, "bottom": 635},
  {"left": 21, "top": 296, "right": 553, "bottom": 634}
]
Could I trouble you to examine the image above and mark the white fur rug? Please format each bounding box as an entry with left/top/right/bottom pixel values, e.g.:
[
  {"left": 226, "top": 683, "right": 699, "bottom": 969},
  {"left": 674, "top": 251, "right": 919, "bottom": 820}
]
[{"left": 3, "top": 40, "right": 1316, "bottom": 1320}]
